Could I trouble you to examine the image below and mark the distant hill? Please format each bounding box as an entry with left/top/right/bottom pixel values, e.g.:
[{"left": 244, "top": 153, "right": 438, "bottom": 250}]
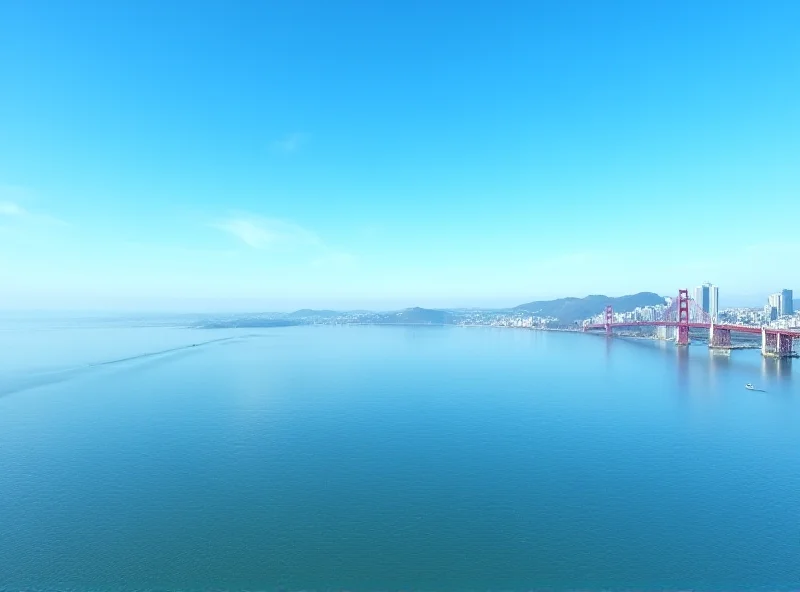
[
  {"left": 378, "top": 307, "right": 453, "bottom": 325},
  {"left": 515, "top": 292, "right": 666, "bottom": 324},
  {"left": 287, "top": 309, "right": 340, "bottom": 319},
  {"left": 199, "top": 318, "right": 301, "bottom": 329}
]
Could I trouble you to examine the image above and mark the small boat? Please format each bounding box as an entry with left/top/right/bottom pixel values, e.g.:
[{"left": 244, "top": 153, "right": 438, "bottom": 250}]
[{"left": 745, "top": 383, "right": 755, "bottom": 390}]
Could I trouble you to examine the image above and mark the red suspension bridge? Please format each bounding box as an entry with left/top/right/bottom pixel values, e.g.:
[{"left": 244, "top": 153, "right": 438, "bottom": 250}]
[{"left": 583, "top": 289, "right": 800, "bottom": 358}]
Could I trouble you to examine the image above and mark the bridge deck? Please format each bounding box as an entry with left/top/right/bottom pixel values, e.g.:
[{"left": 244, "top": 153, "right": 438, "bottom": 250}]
[{"left": 583, "top": 321, "right": 800, "bottom": 338}]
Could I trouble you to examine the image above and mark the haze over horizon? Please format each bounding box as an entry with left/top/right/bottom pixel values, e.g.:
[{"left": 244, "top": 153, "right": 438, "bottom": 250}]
[
  {"left": 0, "top": 291, "right": 787, "bottom": 316},
  {"left": 2, "top": 1, "right": 798, "bottom": 312}
]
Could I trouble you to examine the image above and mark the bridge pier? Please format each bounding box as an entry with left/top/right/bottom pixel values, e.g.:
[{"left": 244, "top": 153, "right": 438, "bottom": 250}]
[
  {"left": 709, "top": 323, "right": 731, "bottom": 349},
  {"left": 762, "top": 329, "right": 796, "bottom": 358},
  {"left": 779, "top": 333, "right": 794, "bottom": 357},
  {"left": 762, "top": 328, "right": 776, "bottom": 356},
  {"left": 677, "top": 326, "right": 689, "bottom": 345},
  {"left": 605, "top": 305, "right": 613, "bottom": 337}
]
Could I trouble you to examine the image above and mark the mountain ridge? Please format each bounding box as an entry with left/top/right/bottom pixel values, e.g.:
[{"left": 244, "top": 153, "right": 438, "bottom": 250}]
[
  {"left": 515, "top": 292, "right": 666, "bottom": 324},
  {"left": 376, "top": 307, "right": 453, "bottom": 325}
]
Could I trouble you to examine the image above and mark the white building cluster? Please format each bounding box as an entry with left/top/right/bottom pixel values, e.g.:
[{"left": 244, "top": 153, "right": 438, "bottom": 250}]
[
  {"left": 584, "top": 304, "right": 668, "bottom": 326},
  {"left": 453, "top": 311, "right": 557, "bottom": 328},
  {"left": 765, "top": 289, "right": 794, "bottom": 321}
]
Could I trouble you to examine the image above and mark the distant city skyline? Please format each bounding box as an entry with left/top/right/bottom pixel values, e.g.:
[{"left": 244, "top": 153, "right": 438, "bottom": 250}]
[{"left": 1, "top": 2, "right": 799, "bottom": 312}]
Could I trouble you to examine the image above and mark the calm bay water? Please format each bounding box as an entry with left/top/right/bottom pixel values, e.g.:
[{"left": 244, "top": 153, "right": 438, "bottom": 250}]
[{"left": 1, "top": 324, "right": 798, "bottom": 591}]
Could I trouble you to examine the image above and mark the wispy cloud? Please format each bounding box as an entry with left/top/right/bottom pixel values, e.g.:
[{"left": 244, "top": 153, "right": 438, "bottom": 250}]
[
  {"left": 0, "top": 185, "right": 69, "bottom": 227},
  {"left": 213, "top": 213, "right": 355, "bottom": 268},
  {"left": 271, "top": 132, "right": 308, "bottom": 154},
  {"left": 0, "top": 201, "right": 26, "bottom": 216},
  {"left": 0, "top": 198, "right": 66, "bottom": 227},
  {"left": 214, "top": 215, "right": 321, "bottom": 250}
]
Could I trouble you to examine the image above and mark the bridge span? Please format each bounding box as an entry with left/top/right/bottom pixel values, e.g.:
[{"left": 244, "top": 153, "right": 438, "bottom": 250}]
[{"left": 583, "top": 289, "right": 799, "bottom": 358}]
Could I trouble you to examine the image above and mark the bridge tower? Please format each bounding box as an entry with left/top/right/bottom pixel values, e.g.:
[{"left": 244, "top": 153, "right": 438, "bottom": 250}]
[
  {"left": 677, "top": 289, "right": 690, "bottom": 346},
  {"left": 605, "top": 305, "right": 613, "bottom": 337}
]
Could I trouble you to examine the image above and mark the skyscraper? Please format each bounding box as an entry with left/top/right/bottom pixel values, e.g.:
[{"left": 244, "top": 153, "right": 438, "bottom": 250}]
[
  {"left": 709, "top": 285, "right": 719, "bottom": 321},
  {"left": 694, "top": 283, "right": 715, "bottom": 315},
  {"left": 768, "top": 293, "right": 783, "bottom": 320},
  {"left": 781, "top": 289, "right": 793, "bottom": 316}
]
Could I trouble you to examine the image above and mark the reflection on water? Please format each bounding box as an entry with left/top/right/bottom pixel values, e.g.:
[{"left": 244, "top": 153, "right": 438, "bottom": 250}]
[
  {"left": 761, "top": 356, "right": 793, "bottom": 380},
  {"left": 603, "top": 337, "right": 795, "bottom": 393},
  {"left": 676, "top": 345, "right": 689, "bottom": 387},
  {"left": 709, "top": 351, "right": 731, "bottom": 364},
  {"left": 708, "top": 349, "right": 731, "bottom": 388}
]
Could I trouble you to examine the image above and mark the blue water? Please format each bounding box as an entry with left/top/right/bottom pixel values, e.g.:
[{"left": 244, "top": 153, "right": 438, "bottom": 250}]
[{"left": 0, "top": 324, "right": 798, "bottom": 591}]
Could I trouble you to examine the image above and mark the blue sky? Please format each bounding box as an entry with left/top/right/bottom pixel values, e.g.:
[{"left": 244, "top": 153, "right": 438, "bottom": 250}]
[{"left": 1, "top": 0, "right": 798, "bottom": 311}]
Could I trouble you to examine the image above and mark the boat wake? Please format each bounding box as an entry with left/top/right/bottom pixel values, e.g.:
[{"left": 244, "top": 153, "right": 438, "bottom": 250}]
[{"left": 0, "top": 335, "right": 257, "bottom": 398}]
